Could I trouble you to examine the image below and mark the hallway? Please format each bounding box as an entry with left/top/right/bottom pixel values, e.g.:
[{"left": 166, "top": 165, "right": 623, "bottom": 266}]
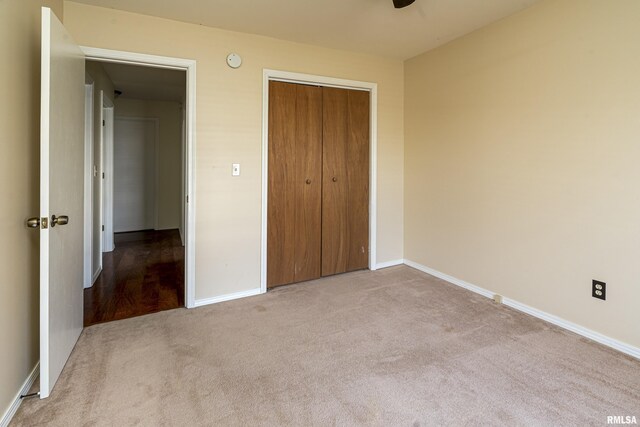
[{"left": 84, "top": 229, "right": 185, "bottom": 326}]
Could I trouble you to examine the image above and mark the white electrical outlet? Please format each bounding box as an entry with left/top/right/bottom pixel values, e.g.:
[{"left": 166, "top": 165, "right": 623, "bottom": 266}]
[{"left": 232, "top": 163, "right": 240, "bottom": 176}]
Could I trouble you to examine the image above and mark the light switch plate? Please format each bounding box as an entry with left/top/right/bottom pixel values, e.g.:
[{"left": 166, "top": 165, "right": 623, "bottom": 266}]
[{"left": 232, "top": 163, "right": 240, "bottom": 176}]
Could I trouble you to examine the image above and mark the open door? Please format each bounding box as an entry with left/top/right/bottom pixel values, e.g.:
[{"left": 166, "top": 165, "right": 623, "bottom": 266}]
[{"left": 39, "top": 7, "right": 85, "bottom": 398}]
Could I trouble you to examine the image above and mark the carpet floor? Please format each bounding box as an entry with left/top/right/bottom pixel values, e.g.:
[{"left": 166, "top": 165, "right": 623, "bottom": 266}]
[{"left": 12, "top": 266, "right": 640, "bottom": 426}]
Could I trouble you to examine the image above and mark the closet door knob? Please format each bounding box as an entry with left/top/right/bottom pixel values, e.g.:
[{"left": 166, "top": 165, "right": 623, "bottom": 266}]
[
  {"left": 332, "top": 176, "right": 337, "bottom": 182},
  {"left": 305, "top": 179, "right": 311, "bottom": 185}
]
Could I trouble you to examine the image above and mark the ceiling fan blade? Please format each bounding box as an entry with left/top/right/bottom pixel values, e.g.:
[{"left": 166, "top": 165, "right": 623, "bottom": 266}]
[{"left": 393, "top": 0, "right": 416, "bottom": 8}]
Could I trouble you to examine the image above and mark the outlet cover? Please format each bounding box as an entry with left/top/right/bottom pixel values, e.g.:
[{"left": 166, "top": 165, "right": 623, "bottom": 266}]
[{"left": 592, "top": 280, "right": 606, "bottom": 301}]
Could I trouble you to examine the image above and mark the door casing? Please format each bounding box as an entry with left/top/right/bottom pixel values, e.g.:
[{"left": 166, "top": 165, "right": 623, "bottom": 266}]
[
  {"left": 81, "top": 47, "right": 197, "bottom": 309},
  {"left": 83, "top": 80, "right": 94, "bottom": 288},
  {"left": 261, "top": 69, "right": 378, "bottom": 294}
]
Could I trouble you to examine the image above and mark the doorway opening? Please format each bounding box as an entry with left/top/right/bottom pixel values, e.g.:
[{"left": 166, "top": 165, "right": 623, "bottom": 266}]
[{"left": 83, "top": 58, "right": 190, "bottom": 325}]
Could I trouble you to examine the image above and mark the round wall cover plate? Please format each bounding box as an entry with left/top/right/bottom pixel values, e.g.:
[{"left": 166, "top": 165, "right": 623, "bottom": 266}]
[{"left": 226, "top": 53, "right": 242, "bottom": 69}]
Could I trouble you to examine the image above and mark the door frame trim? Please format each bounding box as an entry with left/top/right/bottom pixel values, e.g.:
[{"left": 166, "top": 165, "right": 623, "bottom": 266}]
[
  {"left": 260, "top": 69, "right": 378, "bottom": 293},
  {"left": 82, "top": 46, "right": 197, "bottom": 308},
  {"left": 83, "top": 80, "right": 94, "bottom": 288}
]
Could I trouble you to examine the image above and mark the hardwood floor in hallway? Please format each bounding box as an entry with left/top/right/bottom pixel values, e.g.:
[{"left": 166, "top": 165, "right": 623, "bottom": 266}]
[{"left": 84, "top": 229, "right": 185, "bottom": 326}]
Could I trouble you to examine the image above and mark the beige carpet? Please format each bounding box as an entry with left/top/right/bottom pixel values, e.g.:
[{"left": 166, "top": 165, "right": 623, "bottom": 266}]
[{"left": 12, "top": 266, "right": 640, "bottom": 426}]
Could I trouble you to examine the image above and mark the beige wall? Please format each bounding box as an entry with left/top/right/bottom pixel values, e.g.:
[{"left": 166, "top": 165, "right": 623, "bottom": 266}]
[
  {"left": 405, "top": 0, "right": 640, "bottom": 348},
  {"left": 114, "top": 98, "right": 183, "bottom": 231},
  {"left": 85, "top": 60, "right": 113, "bottom": 277},
  {"left": 64, "top": 1, "right": 405, "bottom": 300},
  {"left": 0, "top": 0, "right": 64, "bottom": 418}
]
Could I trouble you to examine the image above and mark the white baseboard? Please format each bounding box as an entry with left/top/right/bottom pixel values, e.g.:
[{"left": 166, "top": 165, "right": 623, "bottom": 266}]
[
  {"left": 1, "top": 362, "right": 39, "bottom": 427},
  {"left": 403, "top": 260, "right": 640, "bottom": 360},
  {"left": 375, "top": 259, "right": 405, "bottom": 270},
  {"left": 91, "top": 267, "right": 102, "bottom": 286},
  {"left": 404, "top": 259, "right": 494, "bottom": 299},
  {"left": 194, "top": 288, "right": 263, "bottom": 308},
  {"left": 502, "top": 297, "right": 640, "bottom": 360}
]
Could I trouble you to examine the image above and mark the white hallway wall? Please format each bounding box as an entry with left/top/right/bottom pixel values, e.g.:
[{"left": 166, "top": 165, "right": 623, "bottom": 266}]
[
  {"left": 85, "top": 60, "right": 114, "bottom": 276},
  {"left": 115, "top": 98, "right": 183, "bottom": 231},
  {"left": 113, "top": 117, "right": 157, "bottom": 232}
]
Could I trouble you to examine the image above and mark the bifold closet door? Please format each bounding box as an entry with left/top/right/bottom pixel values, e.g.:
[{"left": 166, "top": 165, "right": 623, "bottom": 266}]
[
  {"left": 322, "top": 87, "right": 370, "bottom": 276},
  {"left": 267, "top": 81, "right": 322, "bottom": 288}
]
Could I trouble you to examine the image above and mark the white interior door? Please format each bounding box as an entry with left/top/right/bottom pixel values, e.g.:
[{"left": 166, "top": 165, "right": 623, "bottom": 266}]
[
  {"left": 101, "top": 94, "right": 115, "bottom": 252},
  {"left": 40, "top": 7, "right": 85, "bottom": 399},
  {"left": 113, "top": 118, "right": 157, "bottom": 232}
]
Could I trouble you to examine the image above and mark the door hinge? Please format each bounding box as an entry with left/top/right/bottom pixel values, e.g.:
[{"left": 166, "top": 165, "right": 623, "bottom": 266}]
[
  {"left": 102, "top": 225, "right": 104, "bottom": 231},
  {"left": 102, "top": 172, "right": 105, "bottom": 179},
  {"left": 102, "top": 119, "right": 105, "bottom": 126},
  {"left": 186, "top": 195, "right": 189, "bottom": 203}
]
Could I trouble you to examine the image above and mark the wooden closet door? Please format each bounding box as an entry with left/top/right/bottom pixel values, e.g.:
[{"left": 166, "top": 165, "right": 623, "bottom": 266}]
[
  {"left": 268, "top": 81, "right": 296, "bottom": 287},
  {"left": 267, "top": 81, "right": 322, "bottom": 288},
  {"left": 322, "top": 87, "right": 370, "bottom": 276},
  {"left": 293, "top": 84, "right": 323, "bottom": 283}
]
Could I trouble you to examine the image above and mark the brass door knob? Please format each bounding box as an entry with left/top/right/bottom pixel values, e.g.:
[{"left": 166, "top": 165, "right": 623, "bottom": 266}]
[
  {"left": 305, "top": 179, "right": 311, "bottom": 185},
  {"left": 51, "top": 215, "right": 69, "bottom": 227},
  {"left": 332, "top": 176, "right": 338, "bottom": 182},
  {"left": 26, "top": 217, "right": 40, "bottom": 229}
]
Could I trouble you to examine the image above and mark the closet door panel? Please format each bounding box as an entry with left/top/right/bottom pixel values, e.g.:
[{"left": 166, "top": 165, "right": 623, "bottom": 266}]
[
  {"left": 294, "top": 85, "right": 323, "bottom": 282},
  {"left": 322, "top": 87, "right": 370, "bottom": 276},
  {"left": 346, "top": 89, "right": 370, "bottom": 271},
  {"left": 267, "top": 81, "right": 297, "bottom": 287},
  {"left": 322, "top": 87, "right": 349, "bottom": 276}
]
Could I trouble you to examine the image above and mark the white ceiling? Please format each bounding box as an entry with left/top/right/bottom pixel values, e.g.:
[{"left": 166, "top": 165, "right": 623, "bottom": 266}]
[
  {"left": 72, "top": 0, "right": 540, "bottom": 59},
  {"left": 95, "top": 61, "right": 186, "bottom": 102}
]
